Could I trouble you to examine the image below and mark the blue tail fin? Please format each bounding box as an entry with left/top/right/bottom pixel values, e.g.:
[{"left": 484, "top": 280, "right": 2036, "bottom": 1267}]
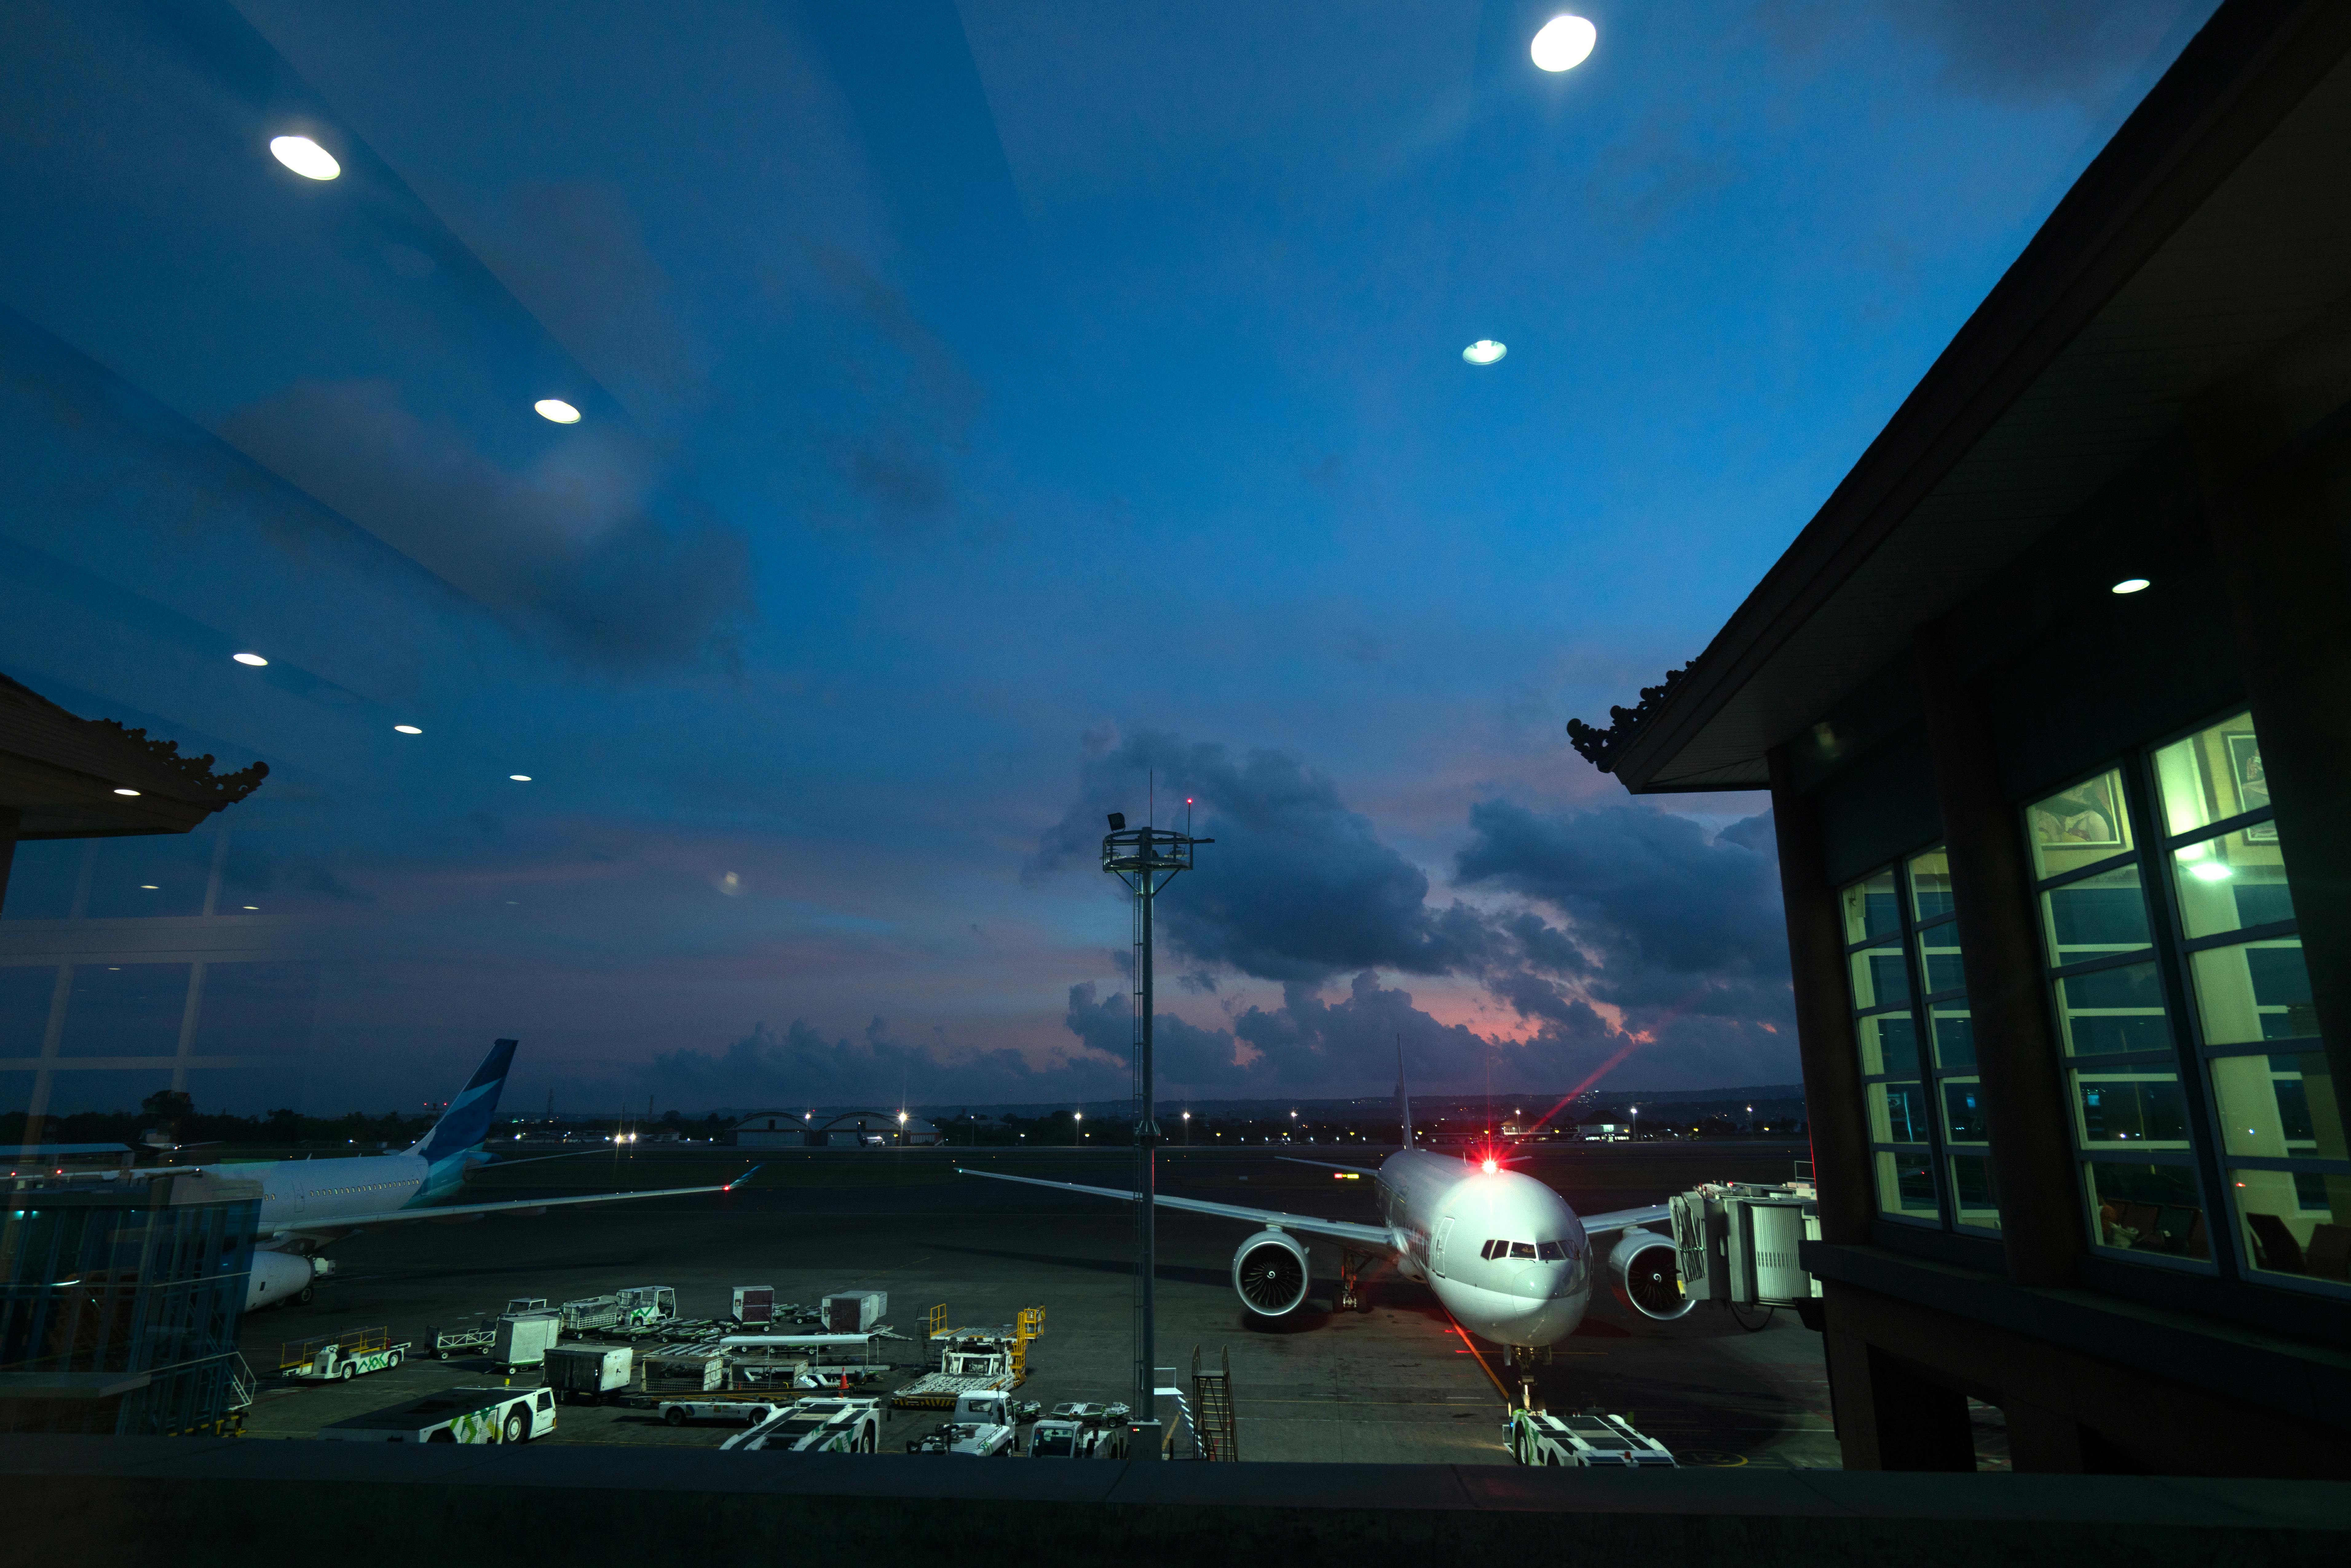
[
  {"left": 1396, "top": 1037, "right": 1413, "bottom": 1146},
  {"left": 409, "top": 1039, "right": 518, "bottom": 1168}
]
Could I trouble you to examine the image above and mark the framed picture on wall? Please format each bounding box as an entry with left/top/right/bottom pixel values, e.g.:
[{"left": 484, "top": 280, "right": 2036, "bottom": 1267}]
[
  {"left": 2225, "top": 733, "right": 2278, "bottom": 842},
  {"left": 2029, "top": 773, "right": 2124, "bottom": 850}
]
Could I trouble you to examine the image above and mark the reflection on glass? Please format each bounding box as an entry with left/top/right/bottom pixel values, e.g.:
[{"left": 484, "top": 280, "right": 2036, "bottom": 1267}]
[
  {"left": 1868, "top": 1081, "right": 1929, "bottom": 1143},
  {"left": 1908, "top": 846, "right": 1954, "bottom": 922},
  {"left": 2234, "top": 1168, "right": 2351, "bottom": 1281},
  {"left": 1941, "top": 1078, "right": 1988, "bottom": 1143},
  {"left": 2085, "top": 1162, "right": 2208, "bottom": 1258},
  {"left": 1855, "top": 1012, "right": 1920, "bottom": 1078},
  {"left": 1875, "top": 1149, "right": 1938, "bottom": 1218},
  {"left": 2027, "top": 769, "right": 2134, "bottom": 881},
  {"left": 2040, "top": 866, "right": 2151, "bottom": 967},
  {"left": 2151, "top": 712, "right": 2269, "bottom": 838},
  {"left": 1840, "top": 869, "right": 1899, "bottom": 944},
  {"left": 2188, "top": 939, "right": 2315, "bottom": 1045},
  {"left": 1950, "top": 1154, "right": 2001, "bottom": 1231},
  {"left": 1915, "top": 926, "right": 1965, "bottom": 996},
  {"left": 1928, "top": 1002, "right": 1975, "bottom": 1070},
  {"left": 2210, "top": 1050, "right": 2341, "bottom": 1160},
  {"left": 2072, "top": 1070, "right": 2190, "bottom": 1147},
  {"left": 2053, "top": 961, "right": 2171, "bottom": 1056},
  {"left": 2170, "top": 831, "right": 2293, "bottom": 941},
  {"left": 1848, "top": 942, "right": 1910, "bottom": 1010}
]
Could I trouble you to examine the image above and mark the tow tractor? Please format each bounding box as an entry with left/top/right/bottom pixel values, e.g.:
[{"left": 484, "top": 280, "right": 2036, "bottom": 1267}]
[
  {"left": 282, "top": 1327, "right": 410, "bottom": 1383},
  {"left": 724, "top": 1395, "right": 887, "bottom": 1453},
  {"left": 319, "top": 1386, "right": 557, "bottom": 1444},
  {"left": 906, "top": 1389, "right": 1019, "bottom": 1455},
  {"left": 1510, "top": 1408, "right": 1677, "bottom": 1467}
]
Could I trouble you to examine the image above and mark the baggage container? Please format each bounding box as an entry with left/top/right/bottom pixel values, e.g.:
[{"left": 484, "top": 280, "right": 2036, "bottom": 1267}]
[
  {"left": 492, "top": 1311, "right": 562, "bottom": 1371},
  {"left": 822, "top": 1291, "right": 885, "bottom": 1332},
  {"left": 732, "top": 1286, "right": 775, "bottom": 1325},
  {"left": 544, "top": 1343, "right": 633, "bottom": 1402}
]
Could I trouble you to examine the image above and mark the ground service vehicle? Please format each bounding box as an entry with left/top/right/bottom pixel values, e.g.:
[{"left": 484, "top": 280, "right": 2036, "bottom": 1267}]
[
  {"left": 1049, "top": 1401, "right": 1131, "bottom": 1426},
  {"left": 282, "top": 1328, "right": 409, "bottom": 1382},
  {"left": 660, "top": 1397, "right": 784, "bottom": 1428},
  {"left": 725, "top": 1396, "right": 886, "bottom": 1452},
  {"left": 543, "top": 1344, "right": 633, "bottom": 1403},
  {"left": 319, "top": 1386, "right": 557, "bottom": 1445},
  {"left": 1027, "top": 1419, "right": 1124, "bottom": 1457},
  {"left": 492, "top": 1311, "right": 562, "bottom": 1371},
  {"left": 1510, "top": 1408, "right": 1677, "bottom": 1467},
  {"left": 907, "top": 1389, "right": 1019, "bottom": 1455}
]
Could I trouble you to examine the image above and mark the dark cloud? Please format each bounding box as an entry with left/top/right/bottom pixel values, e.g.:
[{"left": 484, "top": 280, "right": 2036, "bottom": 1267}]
[
  {"left": 651, "top": 1013, "right": 1125, "bottom": 1107},
  {"left": 1028, "top": 731, "right": 1493, "bottom": 982},
  {"left": 1884, "top": 0, "right": 2213, "bottom": 104},
  {"left": 219, "top": 378, "right": 749, "bottom": 669}
]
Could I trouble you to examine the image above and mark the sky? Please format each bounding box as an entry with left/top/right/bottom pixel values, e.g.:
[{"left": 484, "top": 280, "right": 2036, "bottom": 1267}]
[{"left": 0, "top": 0, "right": 2218, "bottom": 1116}]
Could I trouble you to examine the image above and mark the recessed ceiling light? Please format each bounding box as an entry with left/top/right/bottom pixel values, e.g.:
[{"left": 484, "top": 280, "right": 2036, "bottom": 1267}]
[
  {"left": 243, "top": 905, "right": 259, "bottom": 911},
  {"left": 269, "top": 136, "right": 341, "bottom": 181},
  {"left": 1531, "top": 15, "right": 1598, "bottom": 72},
  {"left": 534, "top": 399, "right": 582, "bottom": 424},
  {"left": 140, "top": 885, "right": 158, "bottom": 890},
  {"left": 232, "top": 652, "right": 269, "bottom": 667},
  {"left": 1462, "top": 340, "right": 1507, "bottom": 366},
  {"left": 394, "top": 725, "right": 423, "bottom": 735},
  {"left": 2111, "top": 577, "right": 2151, "bottom": 594},
  {"left": 113, "top": 788, "right": 140, "bottom": 797},
  {"left": 509, "top": 774, "right": 532, "bottom": 782}
]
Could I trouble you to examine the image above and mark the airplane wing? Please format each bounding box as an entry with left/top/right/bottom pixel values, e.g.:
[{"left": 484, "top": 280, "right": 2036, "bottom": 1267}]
[
  {"left": 957, "top": 1167, "right": 1393, "bottom": 1249},
  {"left": 259, "top": 1179, "right": 743, "bottom": 1241},
  {"left": 1276, "top": 1157, "right": 1385, "bottom": 1177},
  {"left": 1577, "top": 1202, "right": 1671, "bottom": 1236}
]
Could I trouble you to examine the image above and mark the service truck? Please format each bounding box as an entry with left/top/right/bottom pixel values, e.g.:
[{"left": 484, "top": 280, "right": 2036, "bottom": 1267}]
[
  {"left": 1027, "top": 1418, "right": 1124, "bottom": 1458},
  {"left": 906, "top": 1389, "right": 1018, "bottom": 1456},
  {"left": 319, "top": 1386, "right": 557, "bottom": 1445},
  {"left": 1510, "top": 1408, "right": 1677, "bottom": 1468},
  {"left": 724, "top": 1395, "right": 886, "bottom": 1453},
  {"left": 282, "top": 1328, "right": 409, "bottom": 1383}
]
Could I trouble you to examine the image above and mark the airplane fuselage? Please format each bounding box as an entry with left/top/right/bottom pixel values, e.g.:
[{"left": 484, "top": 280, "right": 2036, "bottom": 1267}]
[
  {"left": 198, "top": 1150, "right": 454, "bottom": 1242},
  {"left": 1373, "top": 1147, "right": 1594, "bottom": 1347}
]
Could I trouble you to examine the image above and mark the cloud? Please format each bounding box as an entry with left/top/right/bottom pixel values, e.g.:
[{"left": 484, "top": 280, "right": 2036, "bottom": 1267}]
[
  {"left": 1883, "top": 0, "right": 2213, "bottom": 105},
  {"left": 219, "top": 378, "right": 749, "bottom": 669},
  {"left": 1028, "top": 730, "right": 1494, "bottom": 982},
  {"left": 650, "top": 1014, "right": 1125, "bottom": 1107}
]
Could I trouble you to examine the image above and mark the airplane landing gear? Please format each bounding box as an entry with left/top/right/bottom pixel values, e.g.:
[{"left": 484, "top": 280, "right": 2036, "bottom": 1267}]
[{"left": 1337, "top": 1249, "right": 1372, "bottom": 1313}]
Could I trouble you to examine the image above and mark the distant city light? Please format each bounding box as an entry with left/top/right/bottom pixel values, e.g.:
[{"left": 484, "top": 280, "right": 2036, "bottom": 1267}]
[
  {"left": 508, "top": 774, "right": 532, "bottom": 782},
  {"left": 113, "top": 788, "right": 139, "bottom": 797},
  {"left": 2111, "top": 577, "right": 2151, "bottom": 594},
  {"left": 1530, "top": 15, "right": 1597, "bottom": 72},
  {"left": 1462, "top": 340, "right": 1507, "bottom": 365},
  {"left": 534, "top": 399, "right": 582, "bottom": 424},
  {"left": 269, "top": 136, "right": 341, "bottom": 180},
  {"left": 232, "top": 652, "right": 268, "bottom": 666},
  {"left": 393, "top": 724, "right": 422, "bottom": 735}
]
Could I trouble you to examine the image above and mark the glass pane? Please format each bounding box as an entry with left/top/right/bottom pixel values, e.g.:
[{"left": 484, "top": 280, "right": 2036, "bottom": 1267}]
[
  {"left": 1927, "top": 1000, "right": 1975, "bottom": 1070},
  {"left": 1940, "top": 1078, "right": 1989, "bottom": 1144},
  {"left": 1867, "top": 1082, "right": 1930, "bottom": 1143},
  {"left": 1840, "top": 869, "right": 1900, "bottom": 944},
  {"left": 2053, "top": 961, "right": 2172, "bottom": 1057},
  {"left": 2171, "top": 835, "right": 2295, "bottom": 938},
  {"left": 2233, "top": 1170, "right": 2351, "bottom": 1282},
  {"left": 2151, "top": 712, "right": 2268, "bottom": 838},
  {"left": 2209, "top": 1050, "right": 2344, "bottom": 1161},
  {"left": 2040, "top": 865, "right": 2151, "bottom": 967},
  {"left": 1847, "top": 941, "right": 1910, "bottom": 1010},
  {"left": 2027, "top": 769, "right": 2134, "bottom": 881},
  {"left": 2187, "top": 938, "right": 2316, "bottom": 1045},
  {"left": 1907, "top": 846, "right": 1954, "bottom": 921},
  {"left": 1874, "top": 1149, "right": 1939, "bottom": 1219},
  {"left": 2085, "top": 1162, "right": 2208, "bottom": 1258},
  {"left": 2072, "top": 1069, "right": 2191, "bottom": 1148},
  {"left": 1855, "top": 1012, "right": 1921, "bottom": 1078},
  {"left": 1950, "top": 1154, "right": 2002, "bottom": 1231},
  {"left": 1915, "top": 926, "right": 1966, "bottom": 997}
]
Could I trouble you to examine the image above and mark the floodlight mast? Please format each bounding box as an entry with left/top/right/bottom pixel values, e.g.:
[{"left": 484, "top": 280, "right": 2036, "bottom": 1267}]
[{"left": 1101, "top": 815, "right": 1211, "bottom": 1435}]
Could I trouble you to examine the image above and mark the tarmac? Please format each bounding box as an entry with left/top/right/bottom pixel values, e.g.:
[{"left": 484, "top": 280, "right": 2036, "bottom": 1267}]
[{"left": 234, "top": 1140, "right": 1942, "bottom": 1468}]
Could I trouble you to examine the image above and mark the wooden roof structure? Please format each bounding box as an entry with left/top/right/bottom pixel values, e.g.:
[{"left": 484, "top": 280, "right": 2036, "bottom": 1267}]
[{"left": 0, "top": 672, "right": 266, "bottom": 840}]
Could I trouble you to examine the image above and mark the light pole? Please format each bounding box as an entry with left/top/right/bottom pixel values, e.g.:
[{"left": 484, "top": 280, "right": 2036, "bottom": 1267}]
[
  {"left": 1073, "top": 1110, "right": 1082, "bottom": 1147},
  {"left": 1101, "top": 803, "right": 1211, "bottom": 1445},
  {"left": 1181, "top": 1110, "right": 1190, "bottom": 1146}
]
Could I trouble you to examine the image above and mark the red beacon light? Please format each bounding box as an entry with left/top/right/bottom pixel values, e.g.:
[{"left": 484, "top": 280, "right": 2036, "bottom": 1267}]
[{"left": 1480, "top": 1156, "right": 1499, "bottom": 1176}]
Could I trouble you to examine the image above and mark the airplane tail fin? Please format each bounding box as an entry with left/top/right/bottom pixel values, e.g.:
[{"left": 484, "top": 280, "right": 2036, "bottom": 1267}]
[
  {"left": 408, "top": 1039, "right": 519, "bottom": 1167},
  {"left": 1396, "top": 1038, "right": 1413, "bottom": 1147}
]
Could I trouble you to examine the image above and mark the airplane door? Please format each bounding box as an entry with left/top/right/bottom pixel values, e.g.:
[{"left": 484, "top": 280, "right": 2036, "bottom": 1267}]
[{"left": 1432, "top": 1215, "right": 1455, "bottom": 1277}]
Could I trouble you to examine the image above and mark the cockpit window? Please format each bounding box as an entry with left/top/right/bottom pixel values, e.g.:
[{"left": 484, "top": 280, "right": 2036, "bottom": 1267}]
[
  {"left": 1507, "top": 1241, "right": 1537, "bottom": 1259},
  {"left": 1537, "top": 1240, "right": 1567, "bottom": 1261}
]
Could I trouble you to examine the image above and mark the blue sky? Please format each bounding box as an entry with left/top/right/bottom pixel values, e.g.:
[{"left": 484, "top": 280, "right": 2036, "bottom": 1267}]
[{"left": 0, "top": 0, "right": 2216, "bottom": 1114}]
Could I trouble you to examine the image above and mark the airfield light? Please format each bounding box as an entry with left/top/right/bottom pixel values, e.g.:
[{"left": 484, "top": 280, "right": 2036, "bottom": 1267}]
[{"left": 1481, "top": 1157, "right": 1499, "bottom": 1176}]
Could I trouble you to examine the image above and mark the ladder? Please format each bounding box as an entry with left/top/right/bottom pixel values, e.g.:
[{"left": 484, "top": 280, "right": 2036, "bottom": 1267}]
[{"left": 1191, "top": 1344, "right": 1237, "bottom": 1461}]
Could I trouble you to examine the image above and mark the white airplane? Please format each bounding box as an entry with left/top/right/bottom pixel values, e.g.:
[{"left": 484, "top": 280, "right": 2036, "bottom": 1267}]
[
  {"left": 163, "top": 1039, "right": 744, "bottom": 1311},
  {"left": 958, "top": 1062, "right": 1691, "bottom": 1372}
]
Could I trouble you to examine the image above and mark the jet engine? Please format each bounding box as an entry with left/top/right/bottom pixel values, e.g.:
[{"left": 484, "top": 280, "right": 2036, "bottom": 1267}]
[
  {"left": 1605, "top": 1231, "right": 1695, "bottom": 1320},
  {"left": 246, "top": 1249, "right": 316, "bottom": 1311},
  {"left": 1232, "top": 1228, "right": 1311, "bottom": 1317}
]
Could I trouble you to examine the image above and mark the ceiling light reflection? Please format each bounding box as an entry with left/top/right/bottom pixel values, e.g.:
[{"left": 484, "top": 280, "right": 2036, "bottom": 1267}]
[
  {"left": 232, "top": 652, "right": 268, "bottom": 667},
  {"left": 1462, "top": 340, "right": 1507, "bottom": 365},
  {"left": 393, "top": 725, "right": 422, "bottom": 735},
  {"left": 269, "top": 136, "right": 341, "bottom": 180},
  {"left": 534, "top": 399, "right": 582, "bottom": 424},
  {"left": 1531, "top": 15, "right": 1597, "bottom": 72}
]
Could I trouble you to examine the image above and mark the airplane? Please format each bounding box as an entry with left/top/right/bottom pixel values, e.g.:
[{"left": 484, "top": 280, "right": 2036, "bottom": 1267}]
[
  {"left": 957, "top": 1055, "right": 1691, "bottom": 1385},
  {"left": 160, "top": 1039, "right": 746, "bottom": 1311}
]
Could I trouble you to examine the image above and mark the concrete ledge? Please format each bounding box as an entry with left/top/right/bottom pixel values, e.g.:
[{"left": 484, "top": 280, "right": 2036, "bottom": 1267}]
[{"left": 5, "top": 1438, "right": 2348, "bottom": 1566}]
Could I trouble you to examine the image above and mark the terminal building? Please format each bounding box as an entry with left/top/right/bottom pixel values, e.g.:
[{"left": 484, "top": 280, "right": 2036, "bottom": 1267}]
[{"left": 1585, "top": 1, "right": 2351, "bottom": 1475}]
